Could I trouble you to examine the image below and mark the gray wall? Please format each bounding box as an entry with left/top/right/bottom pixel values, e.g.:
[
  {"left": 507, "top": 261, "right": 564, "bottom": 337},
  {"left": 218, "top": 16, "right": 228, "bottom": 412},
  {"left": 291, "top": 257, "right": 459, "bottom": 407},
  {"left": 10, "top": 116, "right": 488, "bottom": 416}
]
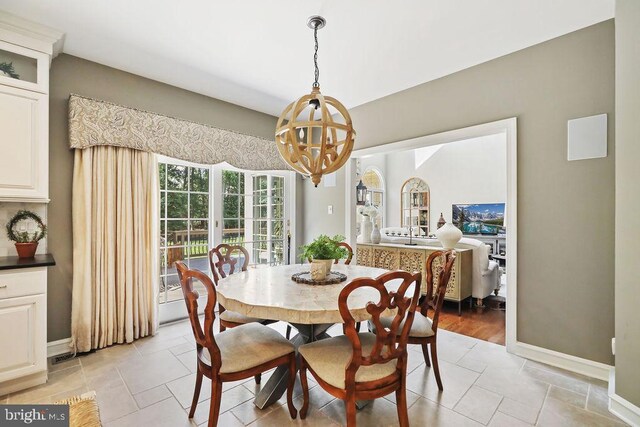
[
  {"left": 48, "top": 54, "right": 277, "bottom": 341},
  {"left": 614, "top": 0, "right": 640, "bottom": 407},
  {"left": 301, "top": 21, "right": 615, "bottom": 364}
]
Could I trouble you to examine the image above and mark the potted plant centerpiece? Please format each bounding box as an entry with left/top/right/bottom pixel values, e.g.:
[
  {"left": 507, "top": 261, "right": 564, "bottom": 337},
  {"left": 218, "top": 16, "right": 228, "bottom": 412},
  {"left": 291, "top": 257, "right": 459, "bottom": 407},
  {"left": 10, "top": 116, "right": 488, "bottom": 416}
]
[
  {"left": 6, "top": 210, "right": 47, "bottom": 258},
  {"left": 300, "top": 234, "right": 348, "bottom": 280}
]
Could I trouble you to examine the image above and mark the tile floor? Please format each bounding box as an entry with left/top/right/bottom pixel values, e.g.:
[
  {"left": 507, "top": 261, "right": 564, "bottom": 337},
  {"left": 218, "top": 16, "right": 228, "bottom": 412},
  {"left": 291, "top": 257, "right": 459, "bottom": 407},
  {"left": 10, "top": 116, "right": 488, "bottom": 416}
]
[{"left": 0, "top": 319, "right": 627, "bottom": 426}]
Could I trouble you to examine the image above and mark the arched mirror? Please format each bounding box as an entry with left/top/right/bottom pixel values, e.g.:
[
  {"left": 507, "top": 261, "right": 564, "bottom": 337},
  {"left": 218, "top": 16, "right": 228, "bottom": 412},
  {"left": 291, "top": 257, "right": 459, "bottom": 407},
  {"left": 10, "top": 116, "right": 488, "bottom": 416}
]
[
  {"left": 401, "top": 177, "right": 430, "bottom": 236},
  {"left": 362, "top": 167, "right": 385, "bottom": 227}
]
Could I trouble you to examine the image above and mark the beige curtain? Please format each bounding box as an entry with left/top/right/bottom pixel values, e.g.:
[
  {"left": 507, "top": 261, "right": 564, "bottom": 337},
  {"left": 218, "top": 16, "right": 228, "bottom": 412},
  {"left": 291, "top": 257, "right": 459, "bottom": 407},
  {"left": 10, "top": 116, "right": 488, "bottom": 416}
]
[{"left": 71, "top": 145, "right": 159, "bottom": 353}]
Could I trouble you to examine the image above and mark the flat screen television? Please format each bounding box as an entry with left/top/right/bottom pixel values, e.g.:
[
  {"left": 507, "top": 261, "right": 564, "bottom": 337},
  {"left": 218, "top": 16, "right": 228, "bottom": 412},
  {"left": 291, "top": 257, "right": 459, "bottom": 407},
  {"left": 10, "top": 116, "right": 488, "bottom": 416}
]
[{"left": 452, "top": 203, "right": 505, "bottom": 235}]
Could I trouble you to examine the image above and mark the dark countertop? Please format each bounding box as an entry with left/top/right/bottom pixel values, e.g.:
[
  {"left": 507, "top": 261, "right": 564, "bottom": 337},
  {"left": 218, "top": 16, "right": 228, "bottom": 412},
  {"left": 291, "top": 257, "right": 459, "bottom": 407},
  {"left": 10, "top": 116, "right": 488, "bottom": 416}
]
[{"left": 0, "top": 254, "right": 56, "bottom": 271}]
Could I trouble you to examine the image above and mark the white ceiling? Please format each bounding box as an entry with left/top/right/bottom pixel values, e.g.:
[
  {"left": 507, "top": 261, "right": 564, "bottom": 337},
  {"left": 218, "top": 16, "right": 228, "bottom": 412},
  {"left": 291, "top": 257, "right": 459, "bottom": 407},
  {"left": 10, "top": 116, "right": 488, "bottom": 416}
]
[{"left": 0, "top": 0, "right": 614, "bottom": 116}]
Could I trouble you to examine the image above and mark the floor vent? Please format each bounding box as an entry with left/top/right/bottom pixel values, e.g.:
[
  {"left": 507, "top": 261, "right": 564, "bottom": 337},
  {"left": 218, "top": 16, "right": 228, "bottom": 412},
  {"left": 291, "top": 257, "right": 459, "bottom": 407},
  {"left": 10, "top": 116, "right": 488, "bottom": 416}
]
[{"left": 51, "top": 352, "right": 75, "bottom": 365}]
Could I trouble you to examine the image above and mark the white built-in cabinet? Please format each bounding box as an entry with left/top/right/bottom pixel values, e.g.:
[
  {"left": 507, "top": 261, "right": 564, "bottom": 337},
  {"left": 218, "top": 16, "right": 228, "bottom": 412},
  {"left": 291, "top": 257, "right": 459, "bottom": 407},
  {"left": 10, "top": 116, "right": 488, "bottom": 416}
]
[
  {"left": 0, "top": 268, "right": 47, "bottom": 395},
  {"left": 0, "top": 12, "right": 63, "bottom": 395},
  {"left": 0, "top": 24, "right": 56, "bottom": 202}
]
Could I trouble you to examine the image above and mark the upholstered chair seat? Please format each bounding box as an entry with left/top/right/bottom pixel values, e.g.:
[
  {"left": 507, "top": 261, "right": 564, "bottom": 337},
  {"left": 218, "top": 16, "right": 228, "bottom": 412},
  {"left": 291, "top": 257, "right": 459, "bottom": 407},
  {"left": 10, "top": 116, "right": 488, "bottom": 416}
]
[
  {"left": 298, "top": 333, "right": 397, "bottom": 389},
  {"left": 376, "top": 312, "right": 435, "bottom": 338},
  {"left": 201, "top": 323, "right": 294, "bottom": 374},
  {"left": 218, "top": 310, "right": 262, "bottom": 325}
]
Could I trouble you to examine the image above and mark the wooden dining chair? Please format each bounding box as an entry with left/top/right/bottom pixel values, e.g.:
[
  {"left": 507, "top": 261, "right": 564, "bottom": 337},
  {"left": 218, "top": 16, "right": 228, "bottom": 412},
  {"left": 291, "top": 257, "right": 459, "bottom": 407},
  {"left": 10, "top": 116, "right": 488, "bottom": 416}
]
[
  {"left": 370, "top": 250, "right": 456, "bottom": 391},
  {"left": 209, "top": 244, "right": 275, "bottom": 335},
  {"left": 289, "top": 241, "right": 355, "bottom": 340},
  {"left": 175, "top": 261, "right": 298, "bottom": 427},
  {"left": 298, "top": 270, "right": 422, "bottom": 427}
]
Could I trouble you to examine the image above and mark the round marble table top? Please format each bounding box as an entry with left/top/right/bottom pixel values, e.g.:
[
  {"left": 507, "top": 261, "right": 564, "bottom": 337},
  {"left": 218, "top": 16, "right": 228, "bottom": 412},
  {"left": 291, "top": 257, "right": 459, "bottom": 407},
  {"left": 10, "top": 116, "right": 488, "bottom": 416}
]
[{"left": 215, "top": 264, "right": 393, "bottom": 324}]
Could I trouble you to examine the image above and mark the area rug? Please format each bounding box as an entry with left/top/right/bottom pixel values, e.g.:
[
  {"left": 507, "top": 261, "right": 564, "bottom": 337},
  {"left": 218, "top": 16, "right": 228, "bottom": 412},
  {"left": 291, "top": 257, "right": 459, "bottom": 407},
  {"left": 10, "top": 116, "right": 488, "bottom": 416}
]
[{"left": 55, "top": 390, "right": 102, "bottom": 427}]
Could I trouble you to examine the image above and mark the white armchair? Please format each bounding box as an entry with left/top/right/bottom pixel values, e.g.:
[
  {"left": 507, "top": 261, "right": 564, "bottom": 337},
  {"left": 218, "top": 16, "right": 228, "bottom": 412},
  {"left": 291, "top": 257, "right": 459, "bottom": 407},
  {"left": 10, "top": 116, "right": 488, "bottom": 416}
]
[{"left": 456, "top": 238, "right": 501, "bottom": 304}]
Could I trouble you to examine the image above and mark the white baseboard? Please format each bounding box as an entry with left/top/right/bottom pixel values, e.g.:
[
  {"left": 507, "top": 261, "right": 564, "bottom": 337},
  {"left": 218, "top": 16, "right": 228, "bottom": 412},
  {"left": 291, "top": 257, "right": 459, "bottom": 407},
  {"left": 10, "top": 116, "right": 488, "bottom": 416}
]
[
  {"left": 609, "top": 369, "right": 640, "bottom": 427},
  {"left": 0, "top": 371, "right": 47, "bottom": 396},
  {"left": 47, "top": 337, "right": 72, "bottom": 358},
  {"left": 512, "top": 341, "right": 612, "bottom": 382},
  {"left": 610, "top": 395, "right": 640, "bottom": 427}
]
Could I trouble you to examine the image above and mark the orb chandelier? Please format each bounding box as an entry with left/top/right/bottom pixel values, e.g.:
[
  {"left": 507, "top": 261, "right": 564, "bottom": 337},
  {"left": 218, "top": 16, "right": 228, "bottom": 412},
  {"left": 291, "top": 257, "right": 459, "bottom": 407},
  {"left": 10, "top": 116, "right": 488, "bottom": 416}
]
[{"left": 275, "top": 15, "right": 355, "bottom": 187}]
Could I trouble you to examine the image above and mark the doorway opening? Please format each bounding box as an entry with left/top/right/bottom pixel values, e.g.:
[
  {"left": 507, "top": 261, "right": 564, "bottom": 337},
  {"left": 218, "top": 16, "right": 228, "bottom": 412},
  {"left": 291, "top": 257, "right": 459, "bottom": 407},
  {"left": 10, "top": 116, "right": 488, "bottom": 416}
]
[{"left": 345, "top": 118, "right": 517, "bottom": 350}]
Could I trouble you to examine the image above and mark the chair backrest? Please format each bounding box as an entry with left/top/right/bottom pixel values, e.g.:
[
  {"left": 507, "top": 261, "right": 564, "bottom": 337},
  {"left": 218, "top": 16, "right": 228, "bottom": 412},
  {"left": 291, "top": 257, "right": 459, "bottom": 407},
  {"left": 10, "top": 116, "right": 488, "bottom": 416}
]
[
  {"left": 335, "top": 242, "right": 354, "bottom": 265},
  {"left": 422, "top": 250, "right": 457, "bottom": 330},
  {"left": 339, "top": 270, "right": 422, "bottom": 383},
  {"left": 209, "top": 244, "right": 250, "bottom": 285},
  {"left": 175, "top": 261, "right": 222, "bottom": 370},
  {"left": 306, "top": 241, "right": 354, "bottom": 265}
]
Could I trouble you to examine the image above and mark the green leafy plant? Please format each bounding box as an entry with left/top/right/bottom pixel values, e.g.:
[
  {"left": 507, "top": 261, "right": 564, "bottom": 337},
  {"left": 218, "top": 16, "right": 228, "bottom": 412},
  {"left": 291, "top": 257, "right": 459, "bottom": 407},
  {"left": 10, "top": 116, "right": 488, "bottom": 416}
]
[
  {"left": 300, "top": 234, "right": 348, "bottom": 261},
  {"left": 6, "top": 210, "right": 47, "bottom": 243},
  {"left": 0, "top": 62, "right": 19, "bottom": 79}
]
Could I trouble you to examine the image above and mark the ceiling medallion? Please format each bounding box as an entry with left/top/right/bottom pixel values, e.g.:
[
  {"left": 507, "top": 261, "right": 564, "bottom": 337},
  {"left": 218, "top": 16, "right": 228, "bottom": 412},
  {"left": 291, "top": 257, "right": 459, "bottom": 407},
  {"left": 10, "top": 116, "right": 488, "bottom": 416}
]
[{"left": 275, "top": 16, "right": 355, "bottom": 187}]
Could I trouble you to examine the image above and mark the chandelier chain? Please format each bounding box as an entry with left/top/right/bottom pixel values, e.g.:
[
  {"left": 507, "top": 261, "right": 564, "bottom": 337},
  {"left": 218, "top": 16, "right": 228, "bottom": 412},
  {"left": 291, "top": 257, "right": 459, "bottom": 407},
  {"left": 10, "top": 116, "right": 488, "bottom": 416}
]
[{"left": 313, "top": 26, "right": 320, "bottom": 88}]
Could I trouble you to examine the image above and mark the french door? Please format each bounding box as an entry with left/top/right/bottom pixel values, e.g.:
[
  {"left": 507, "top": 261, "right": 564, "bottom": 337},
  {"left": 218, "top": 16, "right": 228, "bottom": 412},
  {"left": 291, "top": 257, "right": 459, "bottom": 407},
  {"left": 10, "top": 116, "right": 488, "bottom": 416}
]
[{"left": 158, "top": 157, "right": 295, "bottom": 323}]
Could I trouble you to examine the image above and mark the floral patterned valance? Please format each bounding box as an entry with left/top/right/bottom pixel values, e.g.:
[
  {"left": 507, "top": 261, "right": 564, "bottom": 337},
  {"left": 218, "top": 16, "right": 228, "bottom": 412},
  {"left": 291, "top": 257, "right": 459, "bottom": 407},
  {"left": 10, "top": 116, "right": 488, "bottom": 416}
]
[{"left": 68, "top": 94, "right": 289, "bottom": 170}]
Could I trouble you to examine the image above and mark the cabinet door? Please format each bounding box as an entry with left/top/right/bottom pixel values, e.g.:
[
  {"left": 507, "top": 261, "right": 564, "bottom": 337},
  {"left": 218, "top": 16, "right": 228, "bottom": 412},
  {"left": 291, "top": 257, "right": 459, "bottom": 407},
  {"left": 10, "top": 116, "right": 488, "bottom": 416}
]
[
  {"left": 0, "top": 85, "right": 48, "bottom": 201},
  {"left": 372, "top": 247, "right": 400, "bottom": 270},
  {"left": 0, "top": 293, "right": 46, "bottom": 382}
]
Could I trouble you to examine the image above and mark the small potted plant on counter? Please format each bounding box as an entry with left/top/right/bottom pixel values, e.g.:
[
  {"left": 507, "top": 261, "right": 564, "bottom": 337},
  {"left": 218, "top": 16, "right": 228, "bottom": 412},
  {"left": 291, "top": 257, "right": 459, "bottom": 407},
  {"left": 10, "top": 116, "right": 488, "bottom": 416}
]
[
  {"left": 6, "top": 210, "right": 47, "bottom": 258},
  {"left": 300, "top": 234, "right": 348, "bottom": 280}
]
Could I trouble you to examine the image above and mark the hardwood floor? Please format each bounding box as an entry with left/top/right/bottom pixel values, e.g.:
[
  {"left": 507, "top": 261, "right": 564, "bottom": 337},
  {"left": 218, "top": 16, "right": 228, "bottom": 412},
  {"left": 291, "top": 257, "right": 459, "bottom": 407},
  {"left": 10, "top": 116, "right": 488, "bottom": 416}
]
[{"left": 438, "top": 297, "right": 505, "bottom": 345}]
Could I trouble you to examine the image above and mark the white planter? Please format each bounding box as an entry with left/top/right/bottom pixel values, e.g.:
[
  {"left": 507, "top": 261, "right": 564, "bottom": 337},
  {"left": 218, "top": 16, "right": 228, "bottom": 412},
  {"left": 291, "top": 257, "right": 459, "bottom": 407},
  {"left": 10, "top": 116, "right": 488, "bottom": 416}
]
[
  {"left": 310, "top": 259, "right": 333, "bottom": 280},
  {"left": 361, "top": 217, "right": 372, "bottom": 243},
  {"left": 435, "top": 222, "right": 463, "bottom": 250}
]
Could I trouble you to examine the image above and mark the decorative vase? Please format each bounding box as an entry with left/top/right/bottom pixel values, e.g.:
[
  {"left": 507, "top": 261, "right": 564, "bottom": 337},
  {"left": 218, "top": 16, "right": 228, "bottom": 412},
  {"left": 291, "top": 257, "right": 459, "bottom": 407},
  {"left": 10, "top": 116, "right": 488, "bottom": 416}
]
[
  {"left": 437, "top": 213, "right": 446, "bottom": 229},
  {"left": 371, "top": 223, "right": 381, "bottom": 244},
  {"left": 15, "top": 242, "right": 38, "bottom": 259},
  {"left": 310, "top": 260, "right": 328, "bottom": 281},
  {"left": 435, "top": 222, "right": 462, "bottom": 250},
  {"left": 361, "top": 217, "right": 372, "bottom": 243}
]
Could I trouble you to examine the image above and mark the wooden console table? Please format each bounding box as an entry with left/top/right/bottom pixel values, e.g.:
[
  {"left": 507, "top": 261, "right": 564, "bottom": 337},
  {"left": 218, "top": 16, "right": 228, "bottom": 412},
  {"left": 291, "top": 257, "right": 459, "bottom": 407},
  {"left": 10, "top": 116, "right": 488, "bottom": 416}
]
[{"left": 356, "top": 243, "right": 472, "bottom": 315}]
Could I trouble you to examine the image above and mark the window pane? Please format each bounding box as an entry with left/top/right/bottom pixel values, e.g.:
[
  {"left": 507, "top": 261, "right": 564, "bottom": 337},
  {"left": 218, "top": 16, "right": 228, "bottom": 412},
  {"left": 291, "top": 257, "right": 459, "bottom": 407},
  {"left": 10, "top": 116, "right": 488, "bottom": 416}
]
[
  {"left": 253, "top": 219, "right": 267, "bottom": 238},
  {"left": 160, "top": 220, "right": 166, "bottom": 242},
  {"left": 188, "top": 220, "right": 209, "bottom": 266},
  {"left": 272, "top": 240, "right": 284, "bottom": 265},
  {"left": 159, "top": 163, "right": 166, "bottom": 190},
  {"left": 163, "top": 274, "right": 183, "bottom": 302},
  {"left": 253, "top": 241, "right": 268, "bottom": 264},
  {"left": 159, "top": 248, "right": 166, "bottom": 276},
  {"left": 272, "top": 197, "right": 284, "bottom": 219},
  {"left": 166, "top": 220, "right": 188, "bottom": 246},
  {"left": 223, "top": 170, "right": 242, "bottom": 194},
  {"left": 167, "top": 164, "right": 188, "bottom": 190},
  {"left": 160, "top": 192, "right": 166, "bottom": 218},
  {"left": 372, "top": 192, "right": 383, "bottom": 207},
  {"left": 190, "top": 194, "right": 209, "bottom": 219},
  {"left": 272, "top": 220, "right": 284, "bottom": 239},
  {"left": 223, "top": 195, "right": 240, "bottom": 219},
  {"left": 253, "top": 175, "right": 267, "bottom": 191},
  {"left": 272, "top": 176, "right": 284, "bottom": 197},
  {"left": 190, "top": 167, "right": 209, "bottom": 192},
  {"left": 223, "top": 219, "right": 243, "bottom": 245},
  {"left": 166, "top": 192, "right": 188, "bottom": 218}
]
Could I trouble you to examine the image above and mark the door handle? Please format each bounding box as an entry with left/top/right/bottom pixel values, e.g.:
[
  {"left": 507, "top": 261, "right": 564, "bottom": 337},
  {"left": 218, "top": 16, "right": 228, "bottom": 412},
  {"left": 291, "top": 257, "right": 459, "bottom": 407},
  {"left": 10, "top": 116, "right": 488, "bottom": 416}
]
[{"left": 0, "top": 284, "right": 7, "bottom": 289}]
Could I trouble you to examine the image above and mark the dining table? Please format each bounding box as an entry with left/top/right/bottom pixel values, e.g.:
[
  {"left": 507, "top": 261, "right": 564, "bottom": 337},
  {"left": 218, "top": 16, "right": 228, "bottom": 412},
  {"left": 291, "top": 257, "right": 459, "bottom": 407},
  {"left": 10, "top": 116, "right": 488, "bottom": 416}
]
[{"left": 215, "top": 263, "right": 392, "bottom": 409}]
